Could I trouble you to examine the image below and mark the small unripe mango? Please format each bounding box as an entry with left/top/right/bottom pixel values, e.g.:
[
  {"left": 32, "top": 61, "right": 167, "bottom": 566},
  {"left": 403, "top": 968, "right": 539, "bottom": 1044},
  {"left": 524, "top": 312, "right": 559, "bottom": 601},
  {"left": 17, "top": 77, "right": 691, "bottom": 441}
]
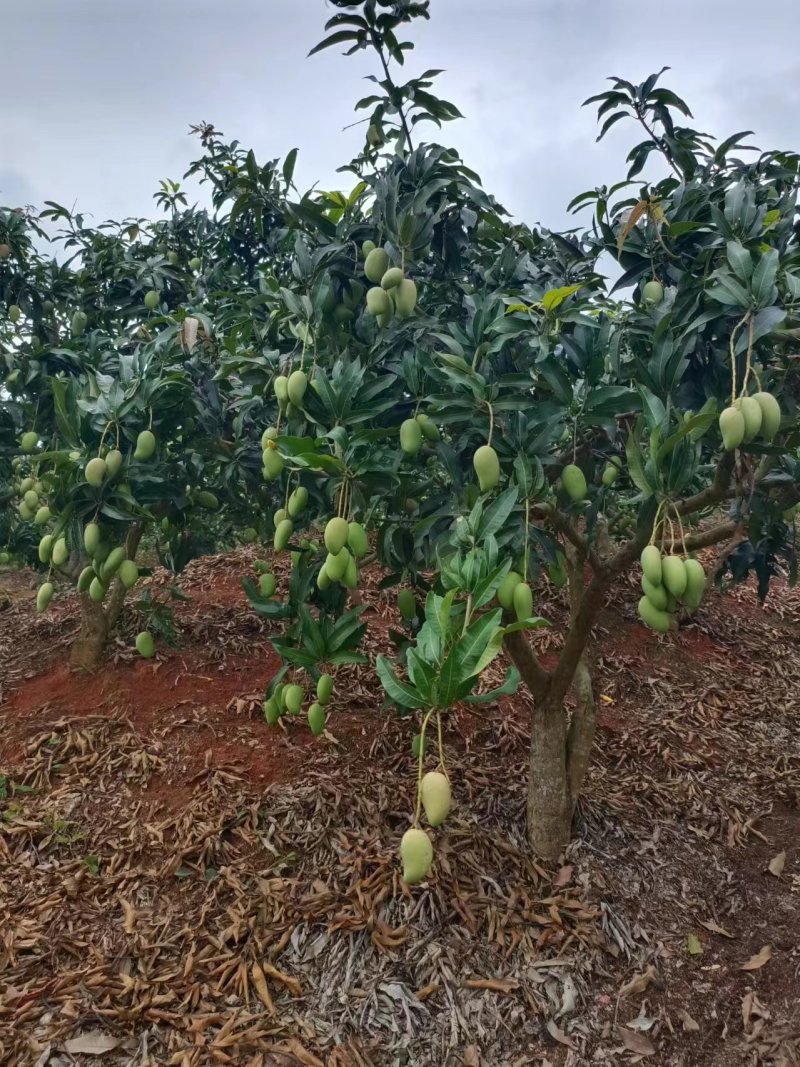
[
  {"left": 36, "top": 582, "right": 54, "bottom": 613},
  {"left": 381, "top": 266, "right": 404, "bottom": 290},
  {"left": 52, "top": 537, "right": 69, "bottom": 567},
  {"left": 85, "top": 457, "right": 107, "bottom": 488},
  {"left": 20, "top": 431, "right": 38, "bottom": 452},
  {"left": 602, "top": 462, "right": 619, "bottom": 487},
  {"left": 260, "top": 572, "right": 276, "bottom": 597},
  {"left": 719, "top": 405, "right": 745, "bottom": 451},
  {"left": 105, "top": 449, "right": 123, "bottom": 476},
  {"left": 274, "top": 518, "right": 294, "bottom": 551},
  {"left": 135, "top": 631, "right": 154, "bottom": 658},
  {"left": 308, "top": 702, "right": 326, "bottom": 736},
  {"left": 752, "top": 391, "right": 781, "bottom": 441},
  {"left": 416, "top": 413, "right": 439, "bottom": 442},
  {"left": 84, "top": 523, "right": 101, "bottom": 555},
  {"left": 642, "top": 280, "right": 664, "bottom": 305},
  {"left": 316, "top": 674, "right": 334, "bottom": 705},
  {"left": 400, "top": 418, "right": 423, "bottom": 455},
  {"left": 497, "top": 570, "right": 522, "bottom": 609},
  {"left": 144, "top": 289, "right": 160, "bottom": 310},
  {"left": 264, "top": 698, "right": 281, "bottom": 725},
  {"left": 134, "top": 429, "right": 156, "bottom": 461},
  {"left": 367, "top": 286, "right": 392, "bottom": 317},
  {"left": 89, "top": 577, "right": 106, "bottom": 602},
  {"left": 118, "top": 560, "right": 139, "bottom": 589},
  {"left": 77, "top": 566, "right": 94, "bottom": 593},
  {"left": 397, "top": 588, "right": 417, "bottom": 621},
  {"left": 508, "top": 583, "right": 532, "bottom": 624},
  {"left": 347, "top": 521, "right": 368, "bottom": 558},
  {"left": 473, "top": 445, "right": 500, "bottom": 493},
  {"left": 288, "top": 486, "right": 309, "bottom": 518},
  {"left": 394, "top": 278, "right": 418, "bottom": 317},
  {"left": 287, "top": 369, "right": 308, "bottom": 406},
  {"left": 325, "top": 547, "right": 350, "bottom": 582},
  {"left": 263, "top": 448, "right": 284, "bottom": 480},
  {"left": 284, "top": 684, "right": 304, "bottom": 715}
]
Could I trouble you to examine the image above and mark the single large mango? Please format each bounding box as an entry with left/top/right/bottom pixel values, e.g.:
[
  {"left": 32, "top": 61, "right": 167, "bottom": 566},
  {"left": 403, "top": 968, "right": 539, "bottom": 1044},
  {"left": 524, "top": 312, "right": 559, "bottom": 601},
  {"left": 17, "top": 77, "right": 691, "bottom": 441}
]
[
  {"left": 420, "top": 771, "right": 451, "bottom": 827},
  {"left": 752, "top": 391, "right": 781, "bottom": 441},
  {"left": 85, "top": 457, "right": 107, "bottom": 487},
  {"left": 640, "top": 545, "right": 663, "bottom": 586},
  {"left": 324, "top": 516, "right": 349, "bottom": 555},
  {"left": 287, "top": 369, "right": 308, "bottom": 406},
  {"left": 512, "top": 581, "right": 533, "bottom": 622},
  {"left": 561, "top": 463, "right": 587, "bottom": 502},
  {"left": 497, "top": 570, "right": 522, "bottom": 609},
  {"left": 683, "top": 558, "right": 706, "bottom": 612},
  {"left": 394, "top": 278, "right": 418, "bottom": 317},
  {"left": 473, "top": 444, "right": 500, "bottom": 493},
  {"left": 134, "top": 430, "right": 156, "bottom": 461},
  {"left": 400, "top": 418, "right": 423, "bottom": 455},
  {"left": 642, "top": 575, "right": 668, "bottom": 611},
  {"left": 364, "top": 247, "right": 390, "bottom": 283},
  {"left": 662, "top": 555, "right": 688, "bottom": 598},
  {"left": 400, "top": 827, "right": 433, "bottom": 885},
  {"left": 736, "top": 396, "right": 762, "bottom": 442}
]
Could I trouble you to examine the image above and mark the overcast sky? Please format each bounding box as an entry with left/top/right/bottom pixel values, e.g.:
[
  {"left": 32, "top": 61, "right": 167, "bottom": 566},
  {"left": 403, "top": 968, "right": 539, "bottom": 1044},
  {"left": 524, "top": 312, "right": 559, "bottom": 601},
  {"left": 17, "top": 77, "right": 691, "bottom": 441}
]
[{"left": 2, "top": 0, "right": 798, "bottom": 234}]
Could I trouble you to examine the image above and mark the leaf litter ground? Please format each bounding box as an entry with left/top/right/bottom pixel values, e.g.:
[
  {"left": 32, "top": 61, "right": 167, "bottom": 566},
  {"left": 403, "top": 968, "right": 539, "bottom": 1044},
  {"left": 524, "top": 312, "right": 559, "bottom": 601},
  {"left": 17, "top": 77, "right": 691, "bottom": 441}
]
[{"left": 1, "top": 549, "right": 799, "bottom": 1066}]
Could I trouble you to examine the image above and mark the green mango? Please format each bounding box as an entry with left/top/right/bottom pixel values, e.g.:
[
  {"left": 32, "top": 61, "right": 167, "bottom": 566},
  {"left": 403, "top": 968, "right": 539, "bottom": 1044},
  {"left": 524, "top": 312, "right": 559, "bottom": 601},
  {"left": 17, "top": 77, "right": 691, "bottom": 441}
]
[
  {"left": 361, "top": 240, "right": 376, "bottom": 258},
  {"left": 259, "top": 572, "right": 276, "bottom": 597},
  {"left": 512, "top": 581, "right": 533, "bottom": 622},
  {"left": 640, "top": 545, "right": 663, "bottom": 586},
  {"left": 263, "top": 447, "right": 284, "bottom": 480},
  {"left": 38, "top": 534, "right": 54, "bottom": 563},
  {"left": 602, "top": 462, "right": 619, "bottom": 487},
  {"left": 638, "top": 596, "right": 672, "bottom": 633},
  {"left": 23, "top": 489, "right": 39, "bottom": 509},
  {"left": 561, "top": 463, "right": 587, "bottom": 502},
  {"left": 683, "top": 558, "right": 706, "bottom": 611},
  {"left": 642, "top": 575, "right": 668, "bottom": 611},
  {"left": 400, "top": 828, "right": 433, "bottom": 885},
  {"left": 347, "top": 521, "right": 368, "bottom": 558},
  {"left": 288, "top": 486, "right": 308, "bottom": 517},
  {"left": 77, "top": 566, "right": 94, "bottom": 593},
  {"left": 719, "top": 406, "right": 745, "bottom": 451},
  {"left": 196, "top": 491, "right": 219, "bottom": 510},
  {"left": 52, "top": 537, "right": 69, "bottom": 567},
  {"left": 134, "top": 429, "right": 156, "bottom": 461},
  {"left": 752, "top": 391, "right": 781, "bottom": 441},
  {"left": 316, "top": 674, "right": 334, "bottom": 705},
  {"left": 497, "top": 570, "right": 522, "bottom": 609},
  {"left": 84, "top": 522, "right": 101, "bottom": 555},
  {"left": 89, "top": 577, "right": 107, "bottom": 602},
  {"left": 317, "top": 565, "right": 331, "bottom": 590},
  {"left": 400, "top": 418, "right": 423, "bottom": 455},
  {"left": 736, "top": 396, "right": 763, "bottom": 443},
  {"left": 263, "top": 698, "right": 281, "bottom": 725},
  {"left": 102, "top": 546, "right": 126, "bottom": 580},
  {"left": 324, "top": 516, "right": 349, "bottom": 555},
  {"left": 144, "top": 289, "right": 160, "bottom": 310},
  {"left": 71, "top": 310, "right": 87, "bottom": 336},
  {"left": 397, "top": 588, "right": 417, "bottom": 621},
  {"left": 380, "top": 266, "right": 404, "bottom": 290},
  {"left": 36, "top": 582, "right": 54, "bottom": 613},
  {"left": 135, "top": 631, "right": 154, "bottom": 658},
  {"left": 394, "top": 277, "right": 417, "bottom": 317},
  {"left": 261, "top": 426, "right": 279, "bottom": 448},
  {"left": 325, "top": 548, "right": 350, "bottom": 582},
  {"left": 364, "top": 247, "right": 390, "bottom": 283},
  {"left": 241, "top": 527, "right": 258, "bottom": 544},
  {"left": 473, "top": 444, "right": 500, "bottom": 493},
  {"left": 274, "top": 518, "right": 293, "bottom": 551},
  {"left": 420, "top": 770, "right": 451, "bottom": 827},
  {"left": 642, "top": 279, "right": 664, "bottom": 305},
  {"left": 308, "top": 702, "right": 326, "bottom": 736},
  {"left": 105, "top": 449, "right": 123, "bottom": 477},
  {"left": 366, "top": 286, "right": 392, "bottom": 317},
  {"left": 118, "top": 560, "right": 139, "bottom": 589},
  {"left": 343, "top": 554, "right": 358, "bottom": 589},
  {"left": 284, "top": 684, "right": 304, "bottom": 715},
  {"left": 287, "top": 369, "right": 308, "bottom": 406},
  {"left": 274, "top": 375, "right": 289, "bottom": 405},
  {"left": 85, "top": 457, "right": 107, "bottom": 487},
  {"left": 416, "top": 413, "right": 439, "bottom": 442},
  {"left": 662, "top": 555, "right": 688, "bottom": 598}
]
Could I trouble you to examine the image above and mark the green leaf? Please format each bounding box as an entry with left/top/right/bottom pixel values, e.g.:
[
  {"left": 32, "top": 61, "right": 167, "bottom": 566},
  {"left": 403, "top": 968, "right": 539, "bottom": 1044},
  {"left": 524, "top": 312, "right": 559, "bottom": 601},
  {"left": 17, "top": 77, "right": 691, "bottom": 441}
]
[
  {"left": 541, "top": 284, "right": 582, "bottom": 313},
  {"left": 749, "top": 249, "right": 779, "bottom": 307},
  {"left": 625, "top": 426, "right": 654, "bottom": 497},
  {"left": 455, "top": 608, "right": 503, "bottom": 679},
  {"left": 465, "top": 664, "right": 521, "bottom": 704},
  {"left": 726, "top": 240, "right": 753, "bottom": 282},
  {"left": 376, "top": 655, "right": 428, "bottom": 709}
]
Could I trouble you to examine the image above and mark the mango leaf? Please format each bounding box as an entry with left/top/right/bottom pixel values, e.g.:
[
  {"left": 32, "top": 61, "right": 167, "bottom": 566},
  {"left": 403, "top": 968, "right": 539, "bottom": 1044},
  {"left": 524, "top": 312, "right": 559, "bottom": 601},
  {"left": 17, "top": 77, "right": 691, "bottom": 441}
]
[
  {"left": 726, "top": 240, "right": 754, "bottom": 281},
  {"left": 749, "top": 249, "right": 779, "bottom": 307},
  {"left": 376, "top": 655, "right": 429, "bottom": 709},
  {"left": 625, "top": 426, "right": 654, "bottom": 496},
  {"left": 465, "top": 664, "right": 521, "bottom": 704},
  {"left": 475, "top": 487, "right": 518, "bottom": 540},
  {"left": 455, "top": 608, "right": 503, "bottom": 678},
  {"left": 541, "top": 284, "right": 582, "bottom": 313},
  {"left": 733, "top": 306, "right": 786, "bottom": 354}
]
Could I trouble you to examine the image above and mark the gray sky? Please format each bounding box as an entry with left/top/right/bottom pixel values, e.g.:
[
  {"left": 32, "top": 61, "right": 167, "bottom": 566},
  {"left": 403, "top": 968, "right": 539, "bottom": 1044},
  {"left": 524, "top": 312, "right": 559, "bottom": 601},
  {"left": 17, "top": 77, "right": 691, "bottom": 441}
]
[{"left": 2, "top": 0, "right": 798, "bottom": 233}]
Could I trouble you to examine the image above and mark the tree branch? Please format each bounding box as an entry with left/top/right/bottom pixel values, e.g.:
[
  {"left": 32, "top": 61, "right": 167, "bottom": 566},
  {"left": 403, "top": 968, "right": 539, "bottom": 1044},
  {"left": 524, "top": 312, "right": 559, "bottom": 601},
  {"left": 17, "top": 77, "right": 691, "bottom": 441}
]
[
  {"left": 503, "top": 622, "right": 550, "bottom": 701},
  {"left": 675, "top": 452, "right": 735, "bottom": 516},
  {"left": 533, "top": 503, "right": 603, "bottom": 573}
]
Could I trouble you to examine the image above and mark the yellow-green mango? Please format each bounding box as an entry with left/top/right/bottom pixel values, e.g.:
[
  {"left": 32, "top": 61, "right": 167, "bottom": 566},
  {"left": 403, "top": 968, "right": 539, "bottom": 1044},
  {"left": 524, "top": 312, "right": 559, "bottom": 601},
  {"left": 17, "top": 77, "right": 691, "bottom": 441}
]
[
  {"left": 512, "top": 581, "right": 533, "bottom": 622},
  {"left": 420, "top": 771, "right": 451, "bottom": 827},
  {"left": 85, "top": 457, "right": 107, "bottom": 487},
  {"left": 640, "top": 545, "right": 663, "bottom": 586},
  {"left": 394, "top": 277, "right": 417, "bottom": 317},
  {"left": 662, "top": 555, "right": 688, "bottom": 598},
  {"left": 562, "top": 463, "right": 587, "bottom": 502},
  {"left": 324, "top": 516, "right": 349, "bottom": 555},
  {"left": 719, "top": 405, "right": 745, "bottom": 451},
  {"left": 752, "top": 391, "right": 781, "bottom": 441},
  {"left": 735, "top": 396, "right": 762, "bottom": 442},
  {"left": 638, "top": 596, "right": 672, "bottom": 633},
  {"left": 497, "top": 570, "right": 522, "bottom": 609},
  {"left": 473, "top": 444, "right": 500, "bottom": 493},
  {"left": 364, "top": 247, "right": 390, "bottom": 283},
  {"left": 36, "top": 582, "right": 54, "bottom": 613},
  {"left": 400, "top": 418, "right": 423, "bottom": 455},
  {"left": 400, "top": 827, "right": 433, "bottom": 885},
  {"left": 135, "top": 631, "right": 154, "bottom": 658}
]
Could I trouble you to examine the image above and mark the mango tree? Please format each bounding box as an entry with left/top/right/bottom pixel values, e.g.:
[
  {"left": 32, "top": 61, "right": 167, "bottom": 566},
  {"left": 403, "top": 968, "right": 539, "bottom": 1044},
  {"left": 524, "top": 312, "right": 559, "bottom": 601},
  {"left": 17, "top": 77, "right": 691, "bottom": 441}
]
[{"left": 241, "top": 0, "right": 799, "bottom": 864}]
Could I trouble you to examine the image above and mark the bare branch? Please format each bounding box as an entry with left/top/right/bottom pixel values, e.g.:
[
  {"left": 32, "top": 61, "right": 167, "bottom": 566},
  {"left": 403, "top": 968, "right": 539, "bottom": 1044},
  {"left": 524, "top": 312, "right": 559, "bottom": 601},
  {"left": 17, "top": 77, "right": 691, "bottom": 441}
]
[
  {"left": 503, "top": 624, "right": 550, "bottom": 700},
  {"left": 675, "top": 452, "right": 735, "bottom": 516},
  {"left": 534, "top": 503, "right": 603, "bottom": 573}
]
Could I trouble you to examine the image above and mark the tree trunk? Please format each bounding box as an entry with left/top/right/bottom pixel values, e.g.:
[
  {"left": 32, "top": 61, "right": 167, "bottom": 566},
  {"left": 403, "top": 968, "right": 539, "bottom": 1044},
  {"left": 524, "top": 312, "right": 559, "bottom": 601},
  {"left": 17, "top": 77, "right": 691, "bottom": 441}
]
[
  {"left": 527, "top": 694, "right": 573, "bottom": 858},
  {"left": 70, "top": 595, "right": 109, "bottom": 671}
]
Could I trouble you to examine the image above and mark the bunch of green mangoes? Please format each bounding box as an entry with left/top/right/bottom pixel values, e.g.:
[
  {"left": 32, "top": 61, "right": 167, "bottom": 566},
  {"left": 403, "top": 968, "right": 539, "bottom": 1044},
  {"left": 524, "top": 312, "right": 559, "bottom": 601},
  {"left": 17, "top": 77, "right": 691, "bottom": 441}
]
[
  {"left": 263, "top": 673, "right": 334, "bottom": 734},
  {"left": 13, "top": 472, "right": 51, "bottom": 524},
  {"left": 74, "top": 522, "right": 140, "bottom": 606},
  {"left": 399, "top": 411, "right": 439, "bottom": 456},
  {"left": 362, "top": 242, "right": 418, "bottom": 327},
  {"left": 261, "top": 428, "right": 284, "bottom": 481},
  {"left": 399, "top": 769, "right": 452, "bottom": 885},
  {"left": 638, "top": 544, "right": 705, "bottom": 632},
  {"left": 316, "top": 517, "right": 367, "bottom": 591},
  {"left": 495, "top": 569, "right": 534, "bottom": 622},
  {"left": 718, "top": 391, "right": 781, "bottom": 451}
]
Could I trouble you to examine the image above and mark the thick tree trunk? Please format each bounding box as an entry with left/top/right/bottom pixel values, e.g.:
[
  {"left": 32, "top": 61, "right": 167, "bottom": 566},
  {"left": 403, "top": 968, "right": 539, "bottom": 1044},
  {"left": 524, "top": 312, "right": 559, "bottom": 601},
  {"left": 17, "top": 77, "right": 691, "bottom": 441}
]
[
  {"left": 527, "top": 695, "right": 572, "bottom": 858},
  {"left": 70, "top": 595, "right": 109, "bottom": 671}
]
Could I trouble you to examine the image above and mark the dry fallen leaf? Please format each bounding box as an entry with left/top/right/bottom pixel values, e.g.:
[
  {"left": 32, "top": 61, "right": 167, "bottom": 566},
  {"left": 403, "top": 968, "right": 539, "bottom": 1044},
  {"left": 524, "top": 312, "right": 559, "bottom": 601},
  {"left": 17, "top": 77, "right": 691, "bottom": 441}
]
[
  {"left": 553, "top": 865, "right": 573, "bottom": 888},
  {"left": 463, "top": 1046, "right": 481, "bottom": 1067},
  {"left": 63, "top": 1031, "right": 121, "bottom": 1055},
  {"left": 619, "top": 965, "right": 658, "bottom": 998},
  {"left": 740, "top": 945, "right": 772, "bottom": 971},
  {"left": 768, "top": 851, "right": 786, "bottom": 877},
  {"left": 546, "top": 1019, "right": 576, "bottom": 1049},
  {"left": 699, "top": 918, "right": 735, "bottom": 939},
  {"left": 676, "top": 1009, "right": 700, "bottom": 1032},
  {"left": 617, "top": 1026, "right": 656, "bottom": 1056}
]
